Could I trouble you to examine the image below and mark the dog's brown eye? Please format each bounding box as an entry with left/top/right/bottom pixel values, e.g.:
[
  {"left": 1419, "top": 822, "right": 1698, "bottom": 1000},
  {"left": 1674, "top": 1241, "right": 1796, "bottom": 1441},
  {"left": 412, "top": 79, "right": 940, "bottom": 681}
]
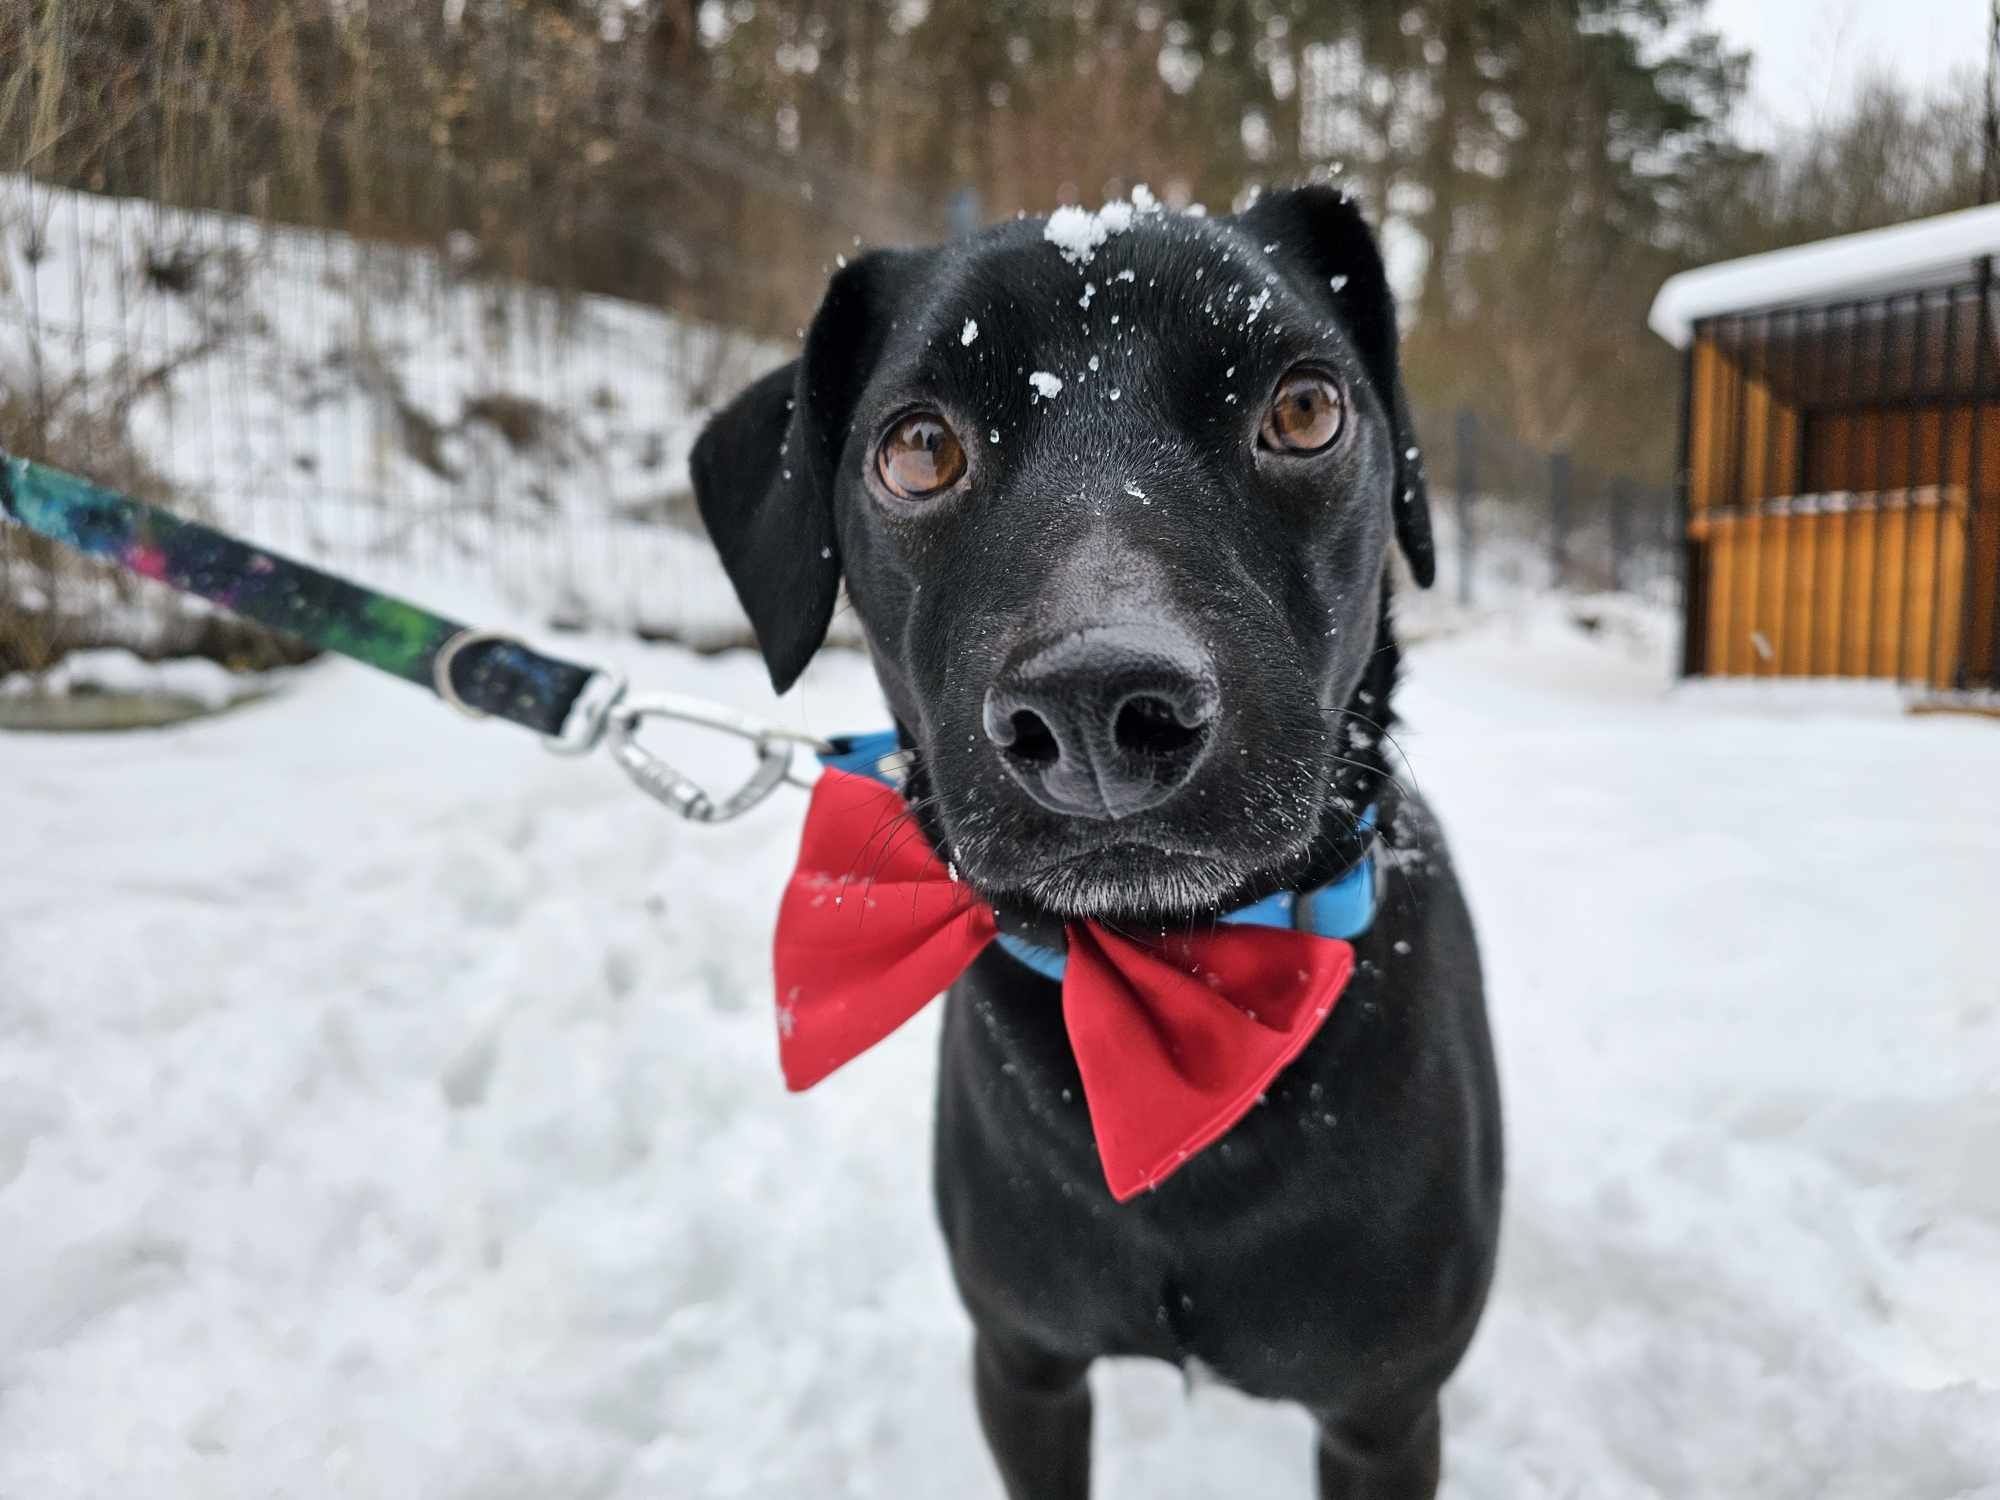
[
  {"left": 876, "top": 413, "right": 967, "bottom": 498},
  {"left": 1260, "top": 371, "right": 1345, "bottom": 454}
]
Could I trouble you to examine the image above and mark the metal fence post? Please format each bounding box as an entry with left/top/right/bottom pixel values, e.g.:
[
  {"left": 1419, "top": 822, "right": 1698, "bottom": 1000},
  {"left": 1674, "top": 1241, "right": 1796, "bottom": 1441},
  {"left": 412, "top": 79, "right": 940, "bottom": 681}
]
[
  {"left": 947, "top": 186, "right": 983, "bottom": 238},
  {"left": 1973, "top": 255, "right": 1997, "bottom": 691},
  {"left": 1549, "top": 451, "right": 1572, "bottom": 589},
  {"left": 1655, "top": 486, "right": 1674, "bottom": 596},
  {"left": 1454, "top": 406, "right": 1477, "bottom": 608},
  {"left": 1674, "top": 342, "right": 1702, "bottom": 676},
  {"left": 1609, "top": 477, "right": 1631, "bottom": 593}
]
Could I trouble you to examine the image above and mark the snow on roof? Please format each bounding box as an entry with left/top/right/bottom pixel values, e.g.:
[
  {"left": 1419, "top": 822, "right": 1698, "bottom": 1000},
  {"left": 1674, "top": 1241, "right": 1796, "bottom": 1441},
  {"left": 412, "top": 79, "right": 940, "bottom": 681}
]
[{"left": 1648, "top": 202, "right": 2000, "bottom": 348}]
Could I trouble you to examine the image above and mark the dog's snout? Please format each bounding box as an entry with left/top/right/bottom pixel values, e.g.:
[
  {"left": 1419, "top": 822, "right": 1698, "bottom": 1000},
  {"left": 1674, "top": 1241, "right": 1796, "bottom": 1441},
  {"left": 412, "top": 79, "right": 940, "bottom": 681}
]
[{"left": 982, "top": 623, "right": 1218, "bottom": 820}]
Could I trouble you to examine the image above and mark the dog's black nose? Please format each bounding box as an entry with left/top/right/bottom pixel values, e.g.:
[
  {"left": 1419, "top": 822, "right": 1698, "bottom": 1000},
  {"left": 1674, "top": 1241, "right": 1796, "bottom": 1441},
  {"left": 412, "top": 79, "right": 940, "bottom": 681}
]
[{"left": 982, "top": 623, "right": 1219, "bottom": 820}]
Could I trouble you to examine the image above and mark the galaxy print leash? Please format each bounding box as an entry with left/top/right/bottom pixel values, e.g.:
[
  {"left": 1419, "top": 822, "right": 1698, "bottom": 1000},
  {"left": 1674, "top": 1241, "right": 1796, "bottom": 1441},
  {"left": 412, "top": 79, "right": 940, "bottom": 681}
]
[{"left": 0, "top": 451, "right": 830, "bottom": 822}]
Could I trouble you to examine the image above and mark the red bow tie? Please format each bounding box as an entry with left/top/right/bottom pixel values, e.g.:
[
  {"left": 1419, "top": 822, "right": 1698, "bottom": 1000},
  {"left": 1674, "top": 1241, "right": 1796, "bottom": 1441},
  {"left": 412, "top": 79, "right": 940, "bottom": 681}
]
[{"left": 773, "top": 769, "right": 1357, "bottom": 1200}]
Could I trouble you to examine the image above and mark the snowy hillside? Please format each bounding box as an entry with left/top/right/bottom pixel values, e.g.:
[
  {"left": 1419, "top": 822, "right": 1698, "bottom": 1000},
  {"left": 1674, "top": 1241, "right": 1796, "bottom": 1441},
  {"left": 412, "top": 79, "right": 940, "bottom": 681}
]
[
  {"left": 0, "top": 175, "right": 787, "bottom": 647},
  {"left": 1, "top": 602, "right": 1995, "bottom": 1499}
]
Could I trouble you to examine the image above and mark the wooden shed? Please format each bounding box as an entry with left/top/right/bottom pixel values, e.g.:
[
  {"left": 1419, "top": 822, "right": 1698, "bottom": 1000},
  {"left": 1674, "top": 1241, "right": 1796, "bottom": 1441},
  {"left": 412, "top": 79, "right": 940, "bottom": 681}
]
[{"left": 1650, "top": 206, "right": 2000, "bottom": 693}]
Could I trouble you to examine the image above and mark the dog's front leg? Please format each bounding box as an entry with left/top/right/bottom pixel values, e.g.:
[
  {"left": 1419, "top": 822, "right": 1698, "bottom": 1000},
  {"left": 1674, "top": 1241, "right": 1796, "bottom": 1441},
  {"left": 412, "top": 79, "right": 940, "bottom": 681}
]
[
  {"left": 1314, "top": 1399, "right": 1441, "bottom": 1500},
  {"left": 973, "top": 1332, "right": 1093, "bottom": 1500}
]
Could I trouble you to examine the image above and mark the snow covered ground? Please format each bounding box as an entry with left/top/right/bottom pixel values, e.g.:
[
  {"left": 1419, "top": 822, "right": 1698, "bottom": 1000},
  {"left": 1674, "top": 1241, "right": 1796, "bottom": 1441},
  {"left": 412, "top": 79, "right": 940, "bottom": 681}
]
[{"left": 2, "top": 602, "right": 1997, "bottom": 1499}]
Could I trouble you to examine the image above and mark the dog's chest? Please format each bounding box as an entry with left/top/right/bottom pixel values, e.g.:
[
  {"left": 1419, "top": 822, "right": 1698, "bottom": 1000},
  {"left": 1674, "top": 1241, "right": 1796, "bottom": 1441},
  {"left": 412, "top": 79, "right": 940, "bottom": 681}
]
[{"left": 931, "top": 947, "right": 1421, "bottom": 1388}]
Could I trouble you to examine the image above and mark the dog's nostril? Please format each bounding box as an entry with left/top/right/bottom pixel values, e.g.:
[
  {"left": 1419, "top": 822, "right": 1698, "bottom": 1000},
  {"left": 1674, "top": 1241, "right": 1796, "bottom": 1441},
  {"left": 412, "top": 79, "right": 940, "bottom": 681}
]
[
  {"left": 1114, "top": 694, "right": 1207, "bottom": 760},
  {"left": 1005, "top": 708, "right": 1061, "bottom": 766}
]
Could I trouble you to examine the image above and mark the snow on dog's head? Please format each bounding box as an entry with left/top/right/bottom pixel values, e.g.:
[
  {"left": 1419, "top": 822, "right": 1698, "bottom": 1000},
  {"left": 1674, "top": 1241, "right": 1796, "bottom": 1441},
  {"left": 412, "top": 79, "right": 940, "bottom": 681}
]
[{"left": 1041, "top": 191, "right": 1154, "bottom": 265}]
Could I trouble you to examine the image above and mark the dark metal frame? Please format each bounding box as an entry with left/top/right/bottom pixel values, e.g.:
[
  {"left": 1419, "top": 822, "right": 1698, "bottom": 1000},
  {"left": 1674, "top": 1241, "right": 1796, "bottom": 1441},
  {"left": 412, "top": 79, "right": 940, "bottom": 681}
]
[
  {"left": 1677, "top": 271, "right": 2000, "bottom": 692},
  {"left": 1966, "top": 256, "right": 1997, "bottom": 691}
]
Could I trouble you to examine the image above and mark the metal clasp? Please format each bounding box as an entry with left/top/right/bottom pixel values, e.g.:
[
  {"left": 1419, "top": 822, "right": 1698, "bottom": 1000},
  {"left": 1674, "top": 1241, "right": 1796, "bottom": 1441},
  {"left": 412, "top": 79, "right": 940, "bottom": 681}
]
[
  {"left": 606, "top": 691, "right": 830, "bottom": 823},
  {"left": 434, "top": 626, "right": 822, "bottom": 822}
]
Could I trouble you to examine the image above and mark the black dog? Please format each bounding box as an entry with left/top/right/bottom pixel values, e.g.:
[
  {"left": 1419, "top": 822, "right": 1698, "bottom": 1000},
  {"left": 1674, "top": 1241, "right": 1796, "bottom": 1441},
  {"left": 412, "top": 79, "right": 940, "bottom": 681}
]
[{"left": 691, "top": 185, "right": 1501, "bottom": 1499}]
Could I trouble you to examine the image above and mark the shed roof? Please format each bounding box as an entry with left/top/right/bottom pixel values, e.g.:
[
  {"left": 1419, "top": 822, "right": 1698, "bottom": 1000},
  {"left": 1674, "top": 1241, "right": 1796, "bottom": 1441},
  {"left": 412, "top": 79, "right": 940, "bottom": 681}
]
[{"left": 1648, "top": 202, "right": 2000, "bottom": 348}]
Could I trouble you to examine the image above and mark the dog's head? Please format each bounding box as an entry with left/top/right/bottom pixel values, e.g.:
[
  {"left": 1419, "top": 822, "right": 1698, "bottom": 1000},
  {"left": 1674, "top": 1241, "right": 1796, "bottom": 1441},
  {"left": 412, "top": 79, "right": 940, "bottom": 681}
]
[{"left": 691, "top": 185, "right": 1430, "bottom": 923}]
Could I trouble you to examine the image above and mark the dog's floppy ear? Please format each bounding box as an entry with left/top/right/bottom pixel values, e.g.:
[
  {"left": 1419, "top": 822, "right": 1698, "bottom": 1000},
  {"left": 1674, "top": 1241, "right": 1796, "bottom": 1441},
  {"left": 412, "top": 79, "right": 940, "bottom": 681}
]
[
  {"left": 690, "top": 251, "right": 918, "bottom": 690},
  {"left": 1237, "top": 186, "right": 1435, "bottom": 588},
  {"left": 690, "top": 363, "right": 829, "bottom": 691}
]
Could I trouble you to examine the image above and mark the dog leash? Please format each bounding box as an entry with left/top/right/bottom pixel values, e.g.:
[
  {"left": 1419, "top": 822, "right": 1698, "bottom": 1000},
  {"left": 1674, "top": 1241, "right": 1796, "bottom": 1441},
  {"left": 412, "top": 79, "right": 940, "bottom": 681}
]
[{"left": 0, "top": 450, "right": 825, "bottom": 823}]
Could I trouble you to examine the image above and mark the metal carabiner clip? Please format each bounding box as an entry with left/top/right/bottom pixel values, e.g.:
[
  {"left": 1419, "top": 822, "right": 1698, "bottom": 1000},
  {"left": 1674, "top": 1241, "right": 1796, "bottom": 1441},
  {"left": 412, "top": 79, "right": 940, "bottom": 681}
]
[{"left": 605, "top": 691, "right": 831, "bottom": 823}]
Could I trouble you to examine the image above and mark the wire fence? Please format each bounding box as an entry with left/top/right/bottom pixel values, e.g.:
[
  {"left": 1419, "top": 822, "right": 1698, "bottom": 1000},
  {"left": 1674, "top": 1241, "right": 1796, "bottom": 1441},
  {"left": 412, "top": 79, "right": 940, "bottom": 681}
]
[
  {"left": 0, "top": 39, "right": 943, "bottom": 675},
  {"left": 1419, "top": 404, "right": 1680, "bottom": 611},
  {"left": 0, "top": 64, "right": 1675, "bottom": 681}
]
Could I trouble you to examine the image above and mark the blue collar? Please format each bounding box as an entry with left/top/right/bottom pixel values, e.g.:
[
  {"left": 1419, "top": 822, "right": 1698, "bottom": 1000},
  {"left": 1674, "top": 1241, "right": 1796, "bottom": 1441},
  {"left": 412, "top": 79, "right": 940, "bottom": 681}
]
[{"left": 819, "top": 730, "right": 1379, "bottom": 982}]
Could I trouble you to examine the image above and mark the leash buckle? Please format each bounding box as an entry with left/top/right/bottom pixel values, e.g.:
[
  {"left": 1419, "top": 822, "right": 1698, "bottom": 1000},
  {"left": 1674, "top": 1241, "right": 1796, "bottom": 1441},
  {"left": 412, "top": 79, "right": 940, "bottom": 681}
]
[
  {"left": 434, "top": 627, "right": 630, "bottom": 757},
  {"left": 606, "top": 692, "right": 831, "bottom": 823}
]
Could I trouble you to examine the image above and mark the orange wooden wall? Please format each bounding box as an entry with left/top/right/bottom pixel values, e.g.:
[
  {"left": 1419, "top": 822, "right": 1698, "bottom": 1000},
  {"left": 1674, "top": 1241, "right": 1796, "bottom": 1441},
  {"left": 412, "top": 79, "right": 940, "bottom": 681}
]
[{"left": 1686, "top": 332, "right": 1999, "bottom": 686}]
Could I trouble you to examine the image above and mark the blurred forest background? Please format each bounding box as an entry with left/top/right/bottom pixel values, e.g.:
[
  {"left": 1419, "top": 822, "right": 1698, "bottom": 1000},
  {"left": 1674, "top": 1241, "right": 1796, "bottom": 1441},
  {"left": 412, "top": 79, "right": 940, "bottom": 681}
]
[{"left": 5, "top": 0, "right": 1985, "bottom": 479}]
